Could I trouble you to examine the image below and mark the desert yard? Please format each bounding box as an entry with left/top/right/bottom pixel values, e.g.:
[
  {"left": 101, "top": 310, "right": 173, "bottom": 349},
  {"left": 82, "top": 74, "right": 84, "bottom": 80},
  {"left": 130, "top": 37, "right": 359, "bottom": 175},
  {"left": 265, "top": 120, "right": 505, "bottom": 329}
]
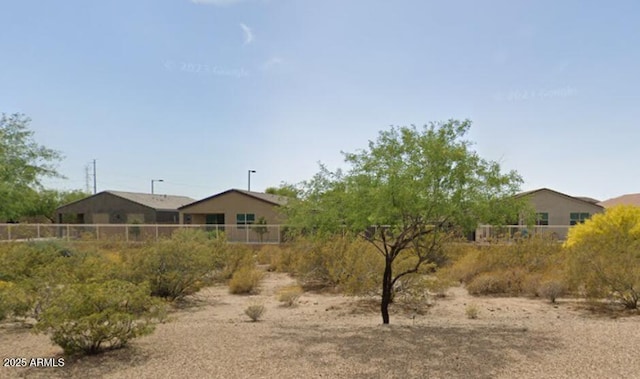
[{"left": 2, "top": 271, "right": 640, "bottom": 379}]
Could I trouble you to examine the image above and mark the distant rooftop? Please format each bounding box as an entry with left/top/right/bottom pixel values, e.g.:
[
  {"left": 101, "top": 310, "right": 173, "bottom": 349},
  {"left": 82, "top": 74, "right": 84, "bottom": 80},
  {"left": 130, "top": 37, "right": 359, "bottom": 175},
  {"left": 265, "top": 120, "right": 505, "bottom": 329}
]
[{"left": 599, "top": 193, "right": 640, "bottom": 208}]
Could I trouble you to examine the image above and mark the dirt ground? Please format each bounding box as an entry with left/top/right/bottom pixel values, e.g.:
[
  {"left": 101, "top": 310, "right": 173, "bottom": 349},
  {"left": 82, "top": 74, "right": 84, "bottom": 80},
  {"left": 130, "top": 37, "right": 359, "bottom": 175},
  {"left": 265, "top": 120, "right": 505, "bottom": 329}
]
[{"left": 2, "top": 271, "right": 640, "bottom": 378}]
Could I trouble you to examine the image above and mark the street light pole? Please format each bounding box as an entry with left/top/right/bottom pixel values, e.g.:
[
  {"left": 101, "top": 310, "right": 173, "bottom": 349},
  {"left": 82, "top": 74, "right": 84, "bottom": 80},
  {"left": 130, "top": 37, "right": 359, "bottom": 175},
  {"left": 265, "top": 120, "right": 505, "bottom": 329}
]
[
  {"left": 248, "top": 170, "right": 256, "bottom": 191},
  {"left": 151, "top": 179, "right": 164, "bottom": 194}
]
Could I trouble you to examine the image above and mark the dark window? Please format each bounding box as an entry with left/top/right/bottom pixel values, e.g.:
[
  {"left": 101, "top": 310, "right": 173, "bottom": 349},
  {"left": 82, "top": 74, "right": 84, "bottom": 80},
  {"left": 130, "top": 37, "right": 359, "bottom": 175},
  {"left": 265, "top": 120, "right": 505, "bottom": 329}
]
[
  {"left": 536, "top": 213, "right": 549, "bottom": 226},
  {"left": 236, "top": 213, "right": 255, "bottom": 228},
  {"left": 569, "top": 212, "right": 590, "bottom": 225}
]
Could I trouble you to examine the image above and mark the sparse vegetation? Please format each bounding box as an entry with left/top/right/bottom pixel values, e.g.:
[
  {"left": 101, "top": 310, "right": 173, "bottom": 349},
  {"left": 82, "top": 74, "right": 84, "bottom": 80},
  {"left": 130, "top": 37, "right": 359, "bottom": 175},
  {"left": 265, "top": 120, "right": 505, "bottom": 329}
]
[
  {"left": 277, "top": 285, "right": 303, "bottom": 307},
  {"left": 443, "top": 236, "right": 565, "bottom": 297},
  {"left": 244, "top": 303, "right": 266, "bottom": 322},
  {"left": 465, "top": 303, "right": 480, "bottom": 319},
  {"left": 229, "top": 267, "right": 264, "bottom": 294}
]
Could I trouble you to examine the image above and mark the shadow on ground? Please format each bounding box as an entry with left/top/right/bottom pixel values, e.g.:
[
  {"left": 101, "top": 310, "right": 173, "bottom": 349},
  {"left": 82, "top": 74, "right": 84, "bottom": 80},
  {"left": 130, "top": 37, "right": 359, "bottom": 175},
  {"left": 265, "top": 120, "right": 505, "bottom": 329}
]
[{"left": 267, "top": 324, "right": 557, "bottom": 378}]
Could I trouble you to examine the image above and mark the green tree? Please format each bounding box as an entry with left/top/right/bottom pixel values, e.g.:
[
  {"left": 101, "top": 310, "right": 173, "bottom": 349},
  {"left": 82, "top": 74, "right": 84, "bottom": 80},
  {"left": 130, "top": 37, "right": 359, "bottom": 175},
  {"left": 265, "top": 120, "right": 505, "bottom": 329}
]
[
  {"left": 24, "top": 189, "right": 89, "bottom": 222},
  {"left": 265, "top": 183, "right": 300, "bottom": 198},
  {"left": 564, "top": 205, "right": 640, "bottom": 309},
  {"left": 0, "top": 113, "right": 63, "bottom": 221},
  {"left": 285, "top": 120, "right": 524, "bottom": 324}
]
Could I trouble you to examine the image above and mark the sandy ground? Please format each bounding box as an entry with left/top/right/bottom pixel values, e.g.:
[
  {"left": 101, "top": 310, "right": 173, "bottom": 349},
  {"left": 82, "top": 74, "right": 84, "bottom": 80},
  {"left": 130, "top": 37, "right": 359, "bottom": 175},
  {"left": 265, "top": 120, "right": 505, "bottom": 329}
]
[{"left": 2, "top": 271, "right": 640, "bottom": 379}]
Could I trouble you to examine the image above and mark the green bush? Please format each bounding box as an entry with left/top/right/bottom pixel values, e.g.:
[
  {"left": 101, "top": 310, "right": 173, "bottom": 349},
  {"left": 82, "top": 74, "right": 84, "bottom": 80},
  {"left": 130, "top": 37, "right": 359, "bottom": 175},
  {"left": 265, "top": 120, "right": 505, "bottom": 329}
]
[
  {"left": 35, "top": 280, "right": 164, "bottom": 355},
  {"left": 228, "top": 267, "right": 264, "bottom": 294},
  {"left": 124, "top": 229, "right": 226, "bottom": 300}
]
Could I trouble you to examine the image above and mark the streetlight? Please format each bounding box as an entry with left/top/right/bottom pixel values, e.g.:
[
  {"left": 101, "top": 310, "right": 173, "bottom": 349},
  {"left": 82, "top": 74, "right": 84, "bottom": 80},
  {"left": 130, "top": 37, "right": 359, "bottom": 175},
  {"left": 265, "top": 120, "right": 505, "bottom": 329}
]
[
  {"left": 151, "top": 179, "right": 164, "bottom": 194},
  {"left": 248, "top": 170, "right": 256, "bottom": 191}
]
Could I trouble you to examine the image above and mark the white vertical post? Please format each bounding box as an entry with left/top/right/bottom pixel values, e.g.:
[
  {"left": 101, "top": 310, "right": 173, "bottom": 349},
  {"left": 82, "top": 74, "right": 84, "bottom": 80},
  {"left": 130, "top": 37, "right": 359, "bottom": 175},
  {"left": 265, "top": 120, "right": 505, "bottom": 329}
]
[
  {"left": 7, "top": 224, "right": 11, "bottom": 240},
  {"left": 66, "top": 225, "right": 70, "bottom": 241},
  {"left": 37, "top": 224, "right": 41, "bottom": 239}
]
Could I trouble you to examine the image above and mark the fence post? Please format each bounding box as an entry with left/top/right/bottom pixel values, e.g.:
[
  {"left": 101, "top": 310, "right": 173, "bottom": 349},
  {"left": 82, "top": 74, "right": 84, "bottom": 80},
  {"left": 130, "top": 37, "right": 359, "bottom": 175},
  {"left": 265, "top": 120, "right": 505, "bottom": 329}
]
[
  {"left": 156, "top": 225, "right": 159, "bottom": 241},
  {"left": 37, "top": 224, "right": 41, "bottom": 239},
  {"left": 96, "top": 225, "right": 100, "bottom": 240},
  {"left": 7, "top": 224, "right": 11, "bottom": 241}
]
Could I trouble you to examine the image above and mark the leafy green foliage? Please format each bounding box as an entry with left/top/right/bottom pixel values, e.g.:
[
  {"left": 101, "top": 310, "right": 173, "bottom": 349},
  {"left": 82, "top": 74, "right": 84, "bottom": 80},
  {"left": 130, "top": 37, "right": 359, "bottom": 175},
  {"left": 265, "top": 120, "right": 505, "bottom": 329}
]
[
  {"left": 284, "top": 120, "right": 525, "bottom": 323},
  {"left": 0, "top": 113, "right": 63, "bottom": 221},
  {"left": 564, "top": 205, "right": 640, "bottom": 309},
  {"left": 35, "top": 280, "right": 164, "bottom": 355},
  {"left": 124, "top": 229, "right": 227, "bottom": 300},
  {"left": 265, "top": 183, "right": 300, "bottom": 198},
  {"left": 24, "top": 189, "right": 89, "bottom": 222}
]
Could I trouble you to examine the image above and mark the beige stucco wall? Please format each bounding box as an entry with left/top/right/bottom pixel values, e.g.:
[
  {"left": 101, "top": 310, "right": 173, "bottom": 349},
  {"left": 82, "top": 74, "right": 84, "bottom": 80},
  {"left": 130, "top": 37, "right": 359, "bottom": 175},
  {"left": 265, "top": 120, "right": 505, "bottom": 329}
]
[
  {"left": 527, "top": 190, "right": 604, "bottom": 225},
  {"left": 179, "top": 191, "right": 286, "bottom": 225}
]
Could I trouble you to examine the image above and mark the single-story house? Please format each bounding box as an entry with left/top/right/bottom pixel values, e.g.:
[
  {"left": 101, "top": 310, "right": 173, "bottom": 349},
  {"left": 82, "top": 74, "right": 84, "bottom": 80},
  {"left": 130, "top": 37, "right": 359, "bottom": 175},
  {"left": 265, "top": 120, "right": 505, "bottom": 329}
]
[
  {"left": 55, "top": 190, "right": 195, "bottom": 224},
  {"left": 178, "top": 189, "right": 289, "bottom": 242},
  {"left": 599, "top": 193, "right": 640, "bottom": 208},
  {"left": 476, "top": 188, "right": 605, "bottom": 241}
]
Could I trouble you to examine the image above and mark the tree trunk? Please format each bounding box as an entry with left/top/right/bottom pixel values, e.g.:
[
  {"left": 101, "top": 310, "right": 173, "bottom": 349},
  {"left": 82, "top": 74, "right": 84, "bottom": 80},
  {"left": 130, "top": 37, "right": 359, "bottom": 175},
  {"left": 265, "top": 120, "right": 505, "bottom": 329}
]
[{"left": 381, "top": 257, "right": 393, "bottom": 324}]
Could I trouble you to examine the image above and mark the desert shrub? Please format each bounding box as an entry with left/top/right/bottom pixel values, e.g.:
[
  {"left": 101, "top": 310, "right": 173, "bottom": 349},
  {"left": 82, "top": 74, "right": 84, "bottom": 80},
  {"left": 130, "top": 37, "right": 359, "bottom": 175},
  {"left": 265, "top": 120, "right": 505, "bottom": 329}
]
[
  {"left": 229, "top": 267, "right": 264, "bottom": 294},
  {"left": 0, "top": 280, "right": 34, "bottom": 320},
  {"left": 34, "top": 280, "right": 164, "bottom": 355},
  {"left": 443, "top": 236, "right": 564, "bottom": 296},
  {"left": 466, "top": 272, "right": 509, "bottom": 295},
  {"left": 465, "top": 303, "right": 480, "bottom": 319},
  {"left": 218, "top": 244, "right": 255, "bottom": 280},
  {"left": 124, "top": 229, "right": 225, "bottom": 300},
  {"left": 564, "top": 205, "right": 640, "bottom": 309},
  {"left": 291, "top": 235, "right": 383, "bottom": 295},
  {"left": 277, "top": 285, "right": 303, "bottom": 307},
  {"left": 538, "top": 279, "right": 567, "bottom": 303},
  {"left": 256, "top": 245, "right": 290, "bottom": 271},
  {"left": 244, "top": 303, "right": 266, "bottom": 322}
]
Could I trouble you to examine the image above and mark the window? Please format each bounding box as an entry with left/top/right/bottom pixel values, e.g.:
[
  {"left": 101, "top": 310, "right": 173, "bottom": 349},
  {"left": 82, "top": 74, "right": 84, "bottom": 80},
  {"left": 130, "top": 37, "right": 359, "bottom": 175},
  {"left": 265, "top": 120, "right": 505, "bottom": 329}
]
[
  {"left": 569, "top": 212, "right": 590, "bottom": 225},
  {"left": 535, "top": 213, "right": 549, "bottom": 226},
  {"left": 236, "top": 213, "right": 255, "bottom": 228}
]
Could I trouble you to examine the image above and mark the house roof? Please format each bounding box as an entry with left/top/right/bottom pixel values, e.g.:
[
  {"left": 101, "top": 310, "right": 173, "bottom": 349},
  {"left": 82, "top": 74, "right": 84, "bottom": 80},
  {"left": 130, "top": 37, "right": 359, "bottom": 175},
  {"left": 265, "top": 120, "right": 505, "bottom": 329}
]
[
  {"left": 599, "top": 193, "right": 640, "bottom": 208},
  {"left": 516, "top": 188, "right": 604, "bottom": 209},
  {"left": 57, "top": 190, "right": 195, "bottom": 212},
  {"left": 107, "top": 191, "right": 196, "bottom": 210},
  {"left": 178, "top": 188, "right": 289, "bottom": 210}
]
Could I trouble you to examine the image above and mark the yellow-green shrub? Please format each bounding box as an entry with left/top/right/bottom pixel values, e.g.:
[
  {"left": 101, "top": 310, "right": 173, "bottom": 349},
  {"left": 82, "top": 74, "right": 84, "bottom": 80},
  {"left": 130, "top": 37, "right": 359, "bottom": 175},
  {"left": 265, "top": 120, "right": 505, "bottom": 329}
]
[
  {"left": 291, "top": 235, "right": 383, "bottom": 295},
  {"left": 228, "top": 267, "right": 264, "bottom": 294},
  {"left": 124, "top": 229, "right": 226, "bottom": 300},
  {"left": 277, "top": 285, "right": 303, "bottom": 307},
  {"left": 35, "top": 280, "right": 164, "bottom": 355},
  {"left": 443, "top": 236, "right": 565, "bottom": 296}
]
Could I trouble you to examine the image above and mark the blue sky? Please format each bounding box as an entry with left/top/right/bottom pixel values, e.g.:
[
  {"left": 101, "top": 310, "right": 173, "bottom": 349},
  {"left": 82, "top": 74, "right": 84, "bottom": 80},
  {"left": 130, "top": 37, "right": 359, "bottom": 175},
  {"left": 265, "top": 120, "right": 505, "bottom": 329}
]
[{"left": 2, "top": 0, "right": 639, "bottom": 202}]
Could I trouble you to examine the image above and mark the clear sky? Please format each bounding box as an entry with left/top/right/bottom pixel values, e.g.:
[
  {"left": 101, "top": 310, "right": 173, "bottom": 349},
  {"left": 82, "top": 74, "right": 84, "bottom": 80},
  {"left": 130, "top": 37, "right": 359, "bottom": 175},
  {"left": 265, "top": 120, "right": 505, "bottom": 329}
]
[{"left": 2, "top": 0, "right": 638, "bottom": 202}]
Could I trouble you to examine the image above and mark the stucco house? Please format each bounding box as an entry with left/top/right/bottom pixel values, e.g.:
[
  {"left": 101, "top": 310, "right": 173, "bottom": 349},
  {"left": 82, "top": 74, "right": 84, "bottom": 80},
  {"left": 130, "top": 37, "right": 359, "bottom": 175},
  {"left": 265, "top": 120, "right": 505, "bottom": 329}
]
[
  {"left": 178, "top": 189, "right": 289, "bottom": 242},
  {"left": 55, "top": 190, "right": 195, "bottom": 224},
  {"left": 476, "top": 188, "right": 604, "bottom": 241}
]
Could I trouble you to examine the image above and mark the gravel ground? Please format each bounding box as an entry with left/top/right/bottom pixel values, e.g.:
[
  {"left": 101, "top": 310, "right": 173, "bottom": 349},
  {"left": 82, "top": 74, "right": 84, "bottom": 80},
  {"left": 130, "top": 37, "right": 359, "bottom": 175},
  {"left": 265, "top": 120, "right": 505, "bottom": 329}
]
[{"left": 2, "top": 272, "right": 640, "bottom": 379}]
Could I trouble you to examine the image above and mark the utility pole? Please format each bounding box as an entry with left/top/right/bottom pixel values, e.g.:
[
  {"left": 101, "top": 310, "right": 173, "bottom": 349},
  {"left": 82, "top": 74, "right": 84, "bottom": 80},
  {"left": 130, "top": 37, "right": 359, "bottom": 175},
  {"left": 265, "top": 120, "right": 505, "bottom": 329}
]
[
  {"left": 92, "top": 159, "right": 97, "bottom": 194},
  {"left": 84, "top": 164, "right": 91, "bottom": 193}
]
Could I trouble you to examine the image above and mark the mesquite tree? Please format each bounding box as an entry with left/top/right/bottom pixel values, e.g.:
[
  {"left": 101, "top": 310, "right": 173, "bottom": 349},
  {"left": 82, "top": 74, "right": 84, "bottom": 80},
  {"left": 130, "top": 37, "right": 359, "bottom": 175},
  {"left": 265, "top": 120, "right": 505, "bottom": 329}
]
[{"left": 285, "top": 120, "right": 524, "bottom": 324}]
